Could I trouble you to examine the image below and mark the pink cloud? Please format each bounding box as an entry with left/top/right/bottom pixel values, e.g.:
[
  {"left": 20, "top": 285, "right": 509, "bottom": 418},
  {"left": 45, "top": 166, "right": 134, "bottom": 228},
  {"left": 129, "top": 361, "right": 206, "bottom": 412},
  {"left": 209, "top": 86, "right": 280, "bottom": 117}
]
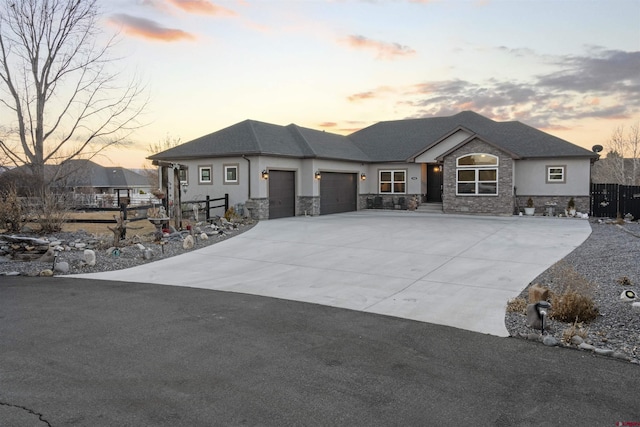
[
  {"left": 341, "top": 35, "right": 416, "bottom": 60},
  {"left": 167, "top": 0, "right": 236, "bottom": 16},
  {"left": 109, "top": 14, "right": 195, "bottom": 42}
]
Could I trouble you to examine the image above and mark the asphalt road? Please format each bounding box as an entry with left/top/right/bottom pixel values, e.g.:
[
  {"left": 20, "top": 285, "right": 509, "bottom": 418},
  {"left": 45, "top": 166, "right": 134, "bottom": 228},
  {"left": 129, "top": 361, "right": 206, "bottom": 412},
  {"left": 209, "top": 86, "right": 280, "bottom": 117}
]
[{"left": 1, "top": 276, "right": 638, "bottom": 426}]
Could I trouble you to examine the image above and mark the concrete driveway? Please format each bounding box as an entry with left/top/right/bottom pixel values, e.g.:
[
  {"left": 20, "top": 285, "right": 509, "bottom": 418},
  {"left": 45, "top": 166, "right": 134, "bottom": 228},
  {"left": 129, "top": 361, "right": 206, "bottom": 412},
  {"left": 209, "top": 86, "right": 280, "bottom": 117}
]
[{"left": 73, "top": 211, "right": 592, "bottom": 336}]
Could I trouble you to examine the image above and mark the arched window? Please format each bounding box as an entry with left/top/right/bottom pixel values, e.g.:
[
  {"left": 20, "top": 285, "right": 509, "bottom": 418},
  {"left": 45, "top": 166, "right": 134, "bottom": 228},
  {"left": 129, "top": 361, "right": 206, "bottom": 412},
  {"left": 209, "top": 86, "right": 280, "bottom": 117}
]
[{"left": 456, "top": 154, "right": 498, "bottom": 195}]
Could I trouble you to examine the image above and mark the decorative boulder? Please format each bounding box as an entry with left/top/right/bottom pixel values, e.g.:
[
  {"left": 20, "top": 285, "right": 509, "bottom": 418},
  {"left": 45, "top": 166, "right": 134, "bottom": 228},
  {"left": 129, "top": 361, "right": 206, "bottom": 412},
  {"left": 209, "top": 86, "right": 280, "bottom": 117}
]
[
  {"left": 200, "top": 233, "right": 208, "bottom": 240},
  {"left": 83, "top": 249, "right": 96, "bottom": 266},
  {"left": 183, "top": 235, "right": 195, "bottom": 250},
  {"left": 39, "top": 269, "right": 54, "bottom": 277},
  {"left": 54, "top": 261, "right": 70, "bottom": 274},
  {"left": 39, "top": 247, "right": 56, "bottom": 263},
  {"left": 528, "top": 284, "right": 549, "bottom": 303}
]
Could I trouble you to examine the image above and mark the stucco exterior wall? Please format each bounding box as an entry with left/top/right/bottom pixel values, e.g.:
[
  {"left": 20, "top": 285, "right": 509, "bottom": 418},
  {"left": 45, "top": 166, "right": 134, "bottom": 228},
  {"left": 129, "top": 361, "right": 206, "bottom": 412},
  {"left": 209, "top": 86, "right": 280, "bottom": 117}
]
[
  {"left": 414, "top": 129, "right": 473, "bottom": 163},
  {"left": 442, "top": 138, "right": 514, "bottom": 215},
  {"left": 514, "top": 158, "right": 591, "bottom": 196}
]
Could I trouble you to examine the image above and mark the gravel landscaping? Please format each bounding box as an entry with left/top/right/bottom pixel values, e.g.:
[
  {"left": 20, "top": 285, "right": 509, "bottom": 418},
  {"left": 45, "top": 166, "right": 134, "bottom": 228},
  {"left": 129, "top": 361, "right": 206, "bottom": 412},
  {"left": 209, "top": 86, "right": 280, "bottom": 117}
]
[
  {"left": 505, "top": 219, "right": 640, "bottom": 364},
  {"left": 2, "top": 216, "right": 639, "bottom": 364}
]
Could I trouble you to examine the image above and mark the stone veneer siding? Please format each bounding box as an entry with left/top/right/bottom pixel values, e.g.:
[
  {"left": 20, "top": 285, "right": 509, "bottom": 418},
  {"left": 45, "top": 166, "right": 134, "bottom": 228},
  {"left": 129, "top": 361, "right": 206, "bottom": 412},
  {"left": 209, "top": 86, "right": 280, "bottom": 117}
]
[
  {"left": 516, "top": 196, "right": 590, "bottom": 216},
  {"left": 360, "top": 194, "right": 421, "bottom": 210},
  {"left": 442, "top": 138, "right": 514, "bottom": 216},
  {"left": 298, "top": 196, "right": 320, "bottom": 216},
  {"left": 244, "top": 198, "right": 269, "bottom": 220}
]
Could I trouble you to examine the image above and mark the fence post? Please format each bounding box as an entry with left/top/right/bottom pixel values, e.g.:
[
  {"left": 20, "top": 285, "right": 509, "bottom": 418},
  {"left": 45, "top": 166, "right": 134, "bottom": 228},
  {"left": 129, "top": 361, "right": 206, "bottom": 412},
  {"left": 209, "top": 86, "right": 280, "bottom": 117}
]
[
  {"left": 225, "top": 193, "right": 229, "bottom": 213},
  {"left": 205, "top": 196, "right": 210, "bottom": 221},
  {"left": 120, "top": 203, "right": 127, "bottom": 240}
]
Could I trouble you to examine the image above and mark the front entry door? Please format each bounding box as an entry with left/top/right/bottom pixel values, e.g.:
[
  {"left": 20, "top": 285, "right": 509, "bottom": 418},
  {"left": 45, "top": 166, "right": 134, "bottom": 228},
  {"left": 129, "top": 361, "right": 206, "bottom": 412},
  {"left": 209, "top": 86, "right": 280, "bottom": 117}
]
[{"left": 426, "top": 164, "right": 443, "bottom": 202}]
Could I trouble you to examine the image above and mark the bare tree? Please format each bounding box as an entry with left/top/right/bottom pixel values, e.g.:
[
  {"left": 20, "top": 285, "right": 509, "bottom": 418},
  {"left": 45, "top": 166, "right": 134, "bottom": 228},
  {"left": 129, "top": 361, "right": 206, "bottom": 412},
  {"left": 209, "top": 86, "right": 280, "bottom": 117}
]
[
  {"left": 0, "top": 0, "right": 147, "bottom": 195},
  {"left": 143, "top": 133, "right": 182, "bottom": 188},
  {"left": 592, "top": 123, "right": 640, "bottom": 185}
]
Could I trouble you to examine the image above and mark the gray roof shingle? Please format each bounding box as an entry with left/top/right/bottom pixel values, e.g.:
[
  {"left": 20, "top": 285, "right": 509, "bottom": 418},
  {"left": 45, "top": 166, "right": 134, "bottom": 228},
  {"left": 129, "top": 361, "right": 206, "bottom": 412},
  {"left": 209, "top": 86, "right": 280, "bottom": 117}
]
[{"left": 150, "top": 111, "right": 597, "bottom": 163}]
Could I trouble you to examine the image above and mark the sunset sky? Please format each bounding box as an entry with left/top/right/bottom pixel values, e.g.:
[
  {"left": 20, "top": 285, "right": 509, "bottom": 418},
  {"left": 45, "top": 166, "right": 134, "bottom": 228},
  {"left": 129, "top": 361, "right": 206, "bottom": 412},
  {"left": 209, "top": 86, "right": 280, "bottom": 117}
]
[{"left": 96, "top": 0, "right": 639, "bottom": 168}]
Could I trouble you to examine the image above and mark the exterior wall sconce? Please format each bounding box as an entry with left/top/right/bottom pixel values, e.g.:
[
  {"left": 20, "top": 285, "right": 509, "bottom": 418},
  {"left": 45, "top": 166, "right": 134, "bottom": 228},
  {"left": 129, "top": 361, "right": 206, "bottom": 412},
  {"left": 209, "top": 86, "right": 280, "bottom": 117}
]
[
  {"left": 360, "top": 173, "right": 366, "bottom": 181},
  {"left": 314, "top": 171, "right": 321, "bottom": 180},
  {"left": 437, "top": 165, "right": 443, "bottom": 172},
  {"left": 261, "top": 170, "right": 269, "bottom": 179}
]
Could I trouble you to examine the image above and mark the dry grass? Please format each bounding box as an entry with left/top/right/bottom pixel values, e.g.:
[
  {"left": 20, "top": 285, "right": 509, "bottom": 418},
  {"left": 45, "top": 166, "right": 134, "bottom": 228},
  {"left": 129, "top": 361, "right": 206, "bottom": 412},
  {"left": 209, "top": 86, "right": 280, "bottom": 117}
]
[
  {"left": 546, "top": 261, "right": 599, "bottom": 323},
  {"left": 1, "top": 210, "right": 156, "bottom": 236},
  {"left": 506, "top": 297, "right": 528, "bottom": 314},
  {"left": 561, "top": 319, "right": 589, "bottom": 344}
]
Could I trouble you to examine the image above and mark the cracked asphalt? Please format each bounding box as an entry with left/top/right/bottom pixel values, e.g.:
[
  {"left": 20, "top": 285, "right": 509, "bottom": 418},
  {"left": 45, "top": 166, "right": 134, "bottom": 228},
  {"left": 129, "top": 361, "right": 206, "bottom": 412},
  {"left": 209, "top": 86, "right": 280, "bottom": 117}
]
[{"left": 1, "top": 276, "right": 639, "bottom": 426}]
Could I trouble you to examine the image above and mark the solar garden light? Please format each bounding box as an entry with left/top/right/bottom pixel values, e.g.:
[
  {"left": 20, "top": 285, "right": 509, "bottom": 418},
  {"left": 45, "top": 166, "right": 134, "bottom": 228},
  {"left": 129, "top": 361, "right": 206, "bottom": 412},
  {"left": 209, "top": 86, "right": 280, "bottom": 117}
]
[
  {"left": 536, "top": 301, "right": 551, "bottom": 334},
  {"left": 52, "top": 249, "right": 59, "bottom": 270}
]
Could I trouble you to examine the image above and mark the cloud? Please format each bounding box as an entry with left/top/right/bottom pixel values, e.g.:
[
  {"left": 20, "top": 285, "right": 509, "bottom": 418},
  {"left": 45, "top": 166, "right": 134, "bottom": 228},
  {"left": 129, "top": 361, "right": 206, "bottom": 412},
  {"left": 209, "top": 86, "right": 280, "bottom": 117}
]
[
  {"left": 109, "top": 14, "right": 196, "bottom": 41},
  {"left": 341, "top": 35, "right": 416, "bottom": 59},
  {"left": 347, "top": 86, "right": 396, "bottom": 102},
  {"left": 318, "top": 122, "right": 338, "bottom": 128},
  {"left": 348, "top": 48, "right": 640, "bottom": 129},
  {"left": 167, "top": 0, "right": 236, "bottom": 16}
]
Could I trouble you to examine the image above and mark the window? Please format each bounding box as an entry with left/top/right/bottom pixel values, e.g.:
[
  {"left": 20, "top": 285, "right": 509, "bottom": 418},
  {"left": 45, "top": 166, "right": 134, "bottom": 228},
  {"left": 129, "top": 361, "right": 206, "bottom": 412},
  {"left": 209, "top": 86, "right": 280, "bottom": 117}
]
[
  {"left": 379, "top": 170, "right": 406, "bottom": 194},
  {"left": 547, "top": 165, "right": 565, "bottom": 183},
  {"left": 224, "top": 164, "right": 238, "bottom": 184},
  {"left": 456, "top": 154, "right": 498, "bottom": 195},
  {"left": 199, "top": 166, "right": 212, "bottom": 184},
  {"left": 178, "top": 167, "right": 188, "bottom": 184}
]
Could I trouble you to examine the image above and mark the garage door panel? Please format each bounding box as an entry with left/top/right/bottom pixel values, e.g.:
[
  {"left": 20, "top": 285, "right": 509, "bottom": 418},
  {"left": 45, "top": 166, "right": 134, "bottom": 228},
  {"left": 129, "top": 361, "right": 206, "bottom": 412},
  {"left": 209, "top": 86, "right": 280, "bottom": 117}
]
[
  {"left": 320, "top": 172, "right": 357, "bottom": 215},
  {"left": 269, "top": 170, "right": 295, "bottom": 219}
]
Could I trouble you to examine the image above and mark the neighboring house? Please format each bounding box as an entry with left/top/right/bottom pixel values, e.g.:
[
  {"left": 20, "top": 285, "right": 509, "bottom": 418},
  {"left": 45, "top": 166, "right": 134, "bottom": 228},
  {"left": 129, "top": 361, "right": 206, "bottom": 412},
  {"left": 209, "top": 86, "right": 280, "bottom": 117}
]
[
  {"left": 1, "top": 159, "right": 152, "bottom": 204},
  {"left": 149, "top": 111, "right": 598, "bottom": 219}
]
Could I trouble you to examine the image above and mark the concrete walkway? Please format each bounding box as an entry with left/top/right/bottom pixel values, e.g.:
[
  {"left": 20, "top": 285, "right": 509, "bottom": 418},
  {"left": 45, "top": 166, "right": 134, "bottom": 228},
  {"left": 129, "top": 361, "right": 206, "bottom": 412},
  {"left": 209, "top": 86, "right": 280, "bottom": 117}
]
[{"left": 72, "top": 211, "right": 592, "bottom": 336}]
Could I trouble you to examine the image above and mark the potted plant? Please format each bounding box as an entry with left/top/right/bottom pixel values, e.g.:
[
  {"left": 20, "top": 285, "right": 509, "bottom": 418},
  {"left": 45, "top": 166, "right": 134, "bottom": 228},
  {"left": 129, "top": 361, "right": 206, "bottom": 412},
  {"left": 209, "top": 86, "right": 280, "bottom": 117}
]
[
  {"left": 524, "top": 197, "right": 535, "bottom": 216},
  {"left": 567, "top": 197, "right": 576, "bottom": 217}
]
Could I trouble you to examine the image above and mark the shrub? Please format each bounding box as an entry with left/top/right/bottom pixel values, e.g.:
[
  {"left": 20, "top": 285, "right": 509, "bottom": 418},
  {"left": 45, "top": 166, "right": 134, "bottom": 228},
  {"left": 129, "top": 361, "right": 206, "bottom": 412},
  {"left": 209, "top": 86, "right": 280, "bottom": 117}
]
[
  {"left": 224, "top": 206, "right": 241, "bottom": 222},
  {"left": 506, "top": 297, "right": 527, "bottom": 314},
  {"left": 0, "top": 185, "right": 24, "bottom": 232},
  {"left": 616, "top": 276, "right": 632, "bottom": 287},
  {"left": 546, "top": 261, "right": 599, "bottom": 323},
  {"left": 551, "top": 290, "right": 598, "bottom": 323},
  {"left": 37, "top": 192, "right": 69, "bottom": 233}
]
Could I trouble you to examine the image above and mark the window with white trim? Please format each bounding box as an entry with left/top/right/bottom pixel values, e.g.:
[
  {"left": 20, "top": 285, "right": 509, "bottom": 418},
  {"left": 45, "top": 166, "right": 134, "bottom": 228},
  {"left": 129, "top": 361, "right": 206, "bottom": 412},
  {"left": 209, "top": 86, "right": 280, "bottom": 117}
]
[
  {"left": 546, "top": 165, "right": 565, "bottom": 183},
  {"left": 199, "top": 165, "right": 212, "bottom": 184},
  {"left": 224, "top": 164, "right": 238, "bottom": 184},
  {"left": 178, "top": 167, "right": 188, "bottom": 185},
  {"left": 379, "top": 170, "right": 406, "bottom": 194},
  {"left": 456, "top": 154, "right": 498, "bottom": 195}
]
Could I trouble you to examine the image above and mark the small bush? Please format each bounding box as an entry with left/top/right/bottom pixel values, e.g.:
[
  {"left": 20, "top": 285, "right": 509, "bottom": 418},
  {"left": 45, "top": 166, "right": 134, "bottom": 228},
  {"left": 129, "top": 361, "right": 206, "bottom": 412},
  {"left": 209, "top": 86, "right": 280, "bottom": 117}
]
[
  {"left": 0, "top": 185, "right": 24, "bottom": 232},
  {"left": 37, "top": 192, "right": 69, "bottom": 233},
  {"left": 546, "top": 261, "right": 599, "bottom": 323},
  {"left": 506, "top": 297, "right": 528, "bottom": 314},
  {"left": 551, "top": 291, "right": 598, "bottom": 323},
  {"left": 561, "top": 319, "right": 589, "bottom": 344},
  {"left": 224, "top": 206, "right": 241, "bottom": 222}
]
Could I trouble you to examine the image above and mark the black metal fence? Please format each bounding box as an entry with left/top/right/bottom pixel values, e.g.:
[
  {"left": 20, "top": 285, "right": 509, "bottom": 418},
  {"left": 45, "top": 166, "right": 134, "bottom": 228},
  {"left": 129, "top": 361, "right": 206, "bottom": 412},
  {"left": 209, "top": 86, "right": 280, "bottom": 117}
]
[{"left": 591, "top": 184, "right": 640, "bottom": 218}]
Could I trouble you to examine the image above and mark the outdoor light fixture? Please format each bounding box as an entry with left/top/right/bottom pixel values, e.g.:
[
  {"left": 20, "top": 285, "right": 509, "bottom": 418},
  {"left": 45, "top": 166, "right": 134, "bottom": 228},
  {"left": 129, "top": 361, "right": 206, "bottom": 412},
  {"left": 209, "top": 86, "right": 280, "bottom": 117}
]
[
  {"left": 437, "top": 165, "right": 443, "bottom": 172},
  {"left": 360, "top": 173, "right": 366, "bottom": 181},
  {"left": 314, "top": 171, "right": 321, "bottom": 180},
  {"left": 261, "top": 170, "right": 269, "bottom": 179}
]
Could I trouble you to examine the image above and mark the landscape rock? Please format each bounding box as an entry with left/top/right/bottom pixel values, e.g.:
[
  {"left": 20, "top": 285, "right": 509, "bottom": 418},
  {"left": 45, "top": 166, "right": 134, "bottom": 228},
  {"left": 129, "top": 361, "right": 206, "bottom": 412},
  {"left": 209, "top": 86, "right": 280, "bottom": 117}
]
[
  {"left": 183, "top": 235, "right": 195, "bottom": 250},
  {"left": 542, "top": 335, "right": 558, "bottom": 347},
  {"left": 84, "top": 249, "right": 96, "bottom": 266},
  {"left": 570, "top": 335, "right": 584, "bottom": 346},
  {"left": 135, "top": 243, "right": 146, "bottom": 251},
  {"left": 39, "top": 247, "right": 56, "bottom": 263},
  {"left": 594, "top": 348, "right": 614, "bottom": 357},
  {"left": 39, "top": 269, "right": 54, "bottom": 277},
  {"left": 143, "top": 249, "right": 153, "bottom": 260},
  {"left": 578, "top": 343, "right": 595, "bottom": 351},
  {"left": 528, "top": 284, "right": 549, "bottom": 303},
  {"left": 54, "top": 262, "right": 70, "bottom": 274}
]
